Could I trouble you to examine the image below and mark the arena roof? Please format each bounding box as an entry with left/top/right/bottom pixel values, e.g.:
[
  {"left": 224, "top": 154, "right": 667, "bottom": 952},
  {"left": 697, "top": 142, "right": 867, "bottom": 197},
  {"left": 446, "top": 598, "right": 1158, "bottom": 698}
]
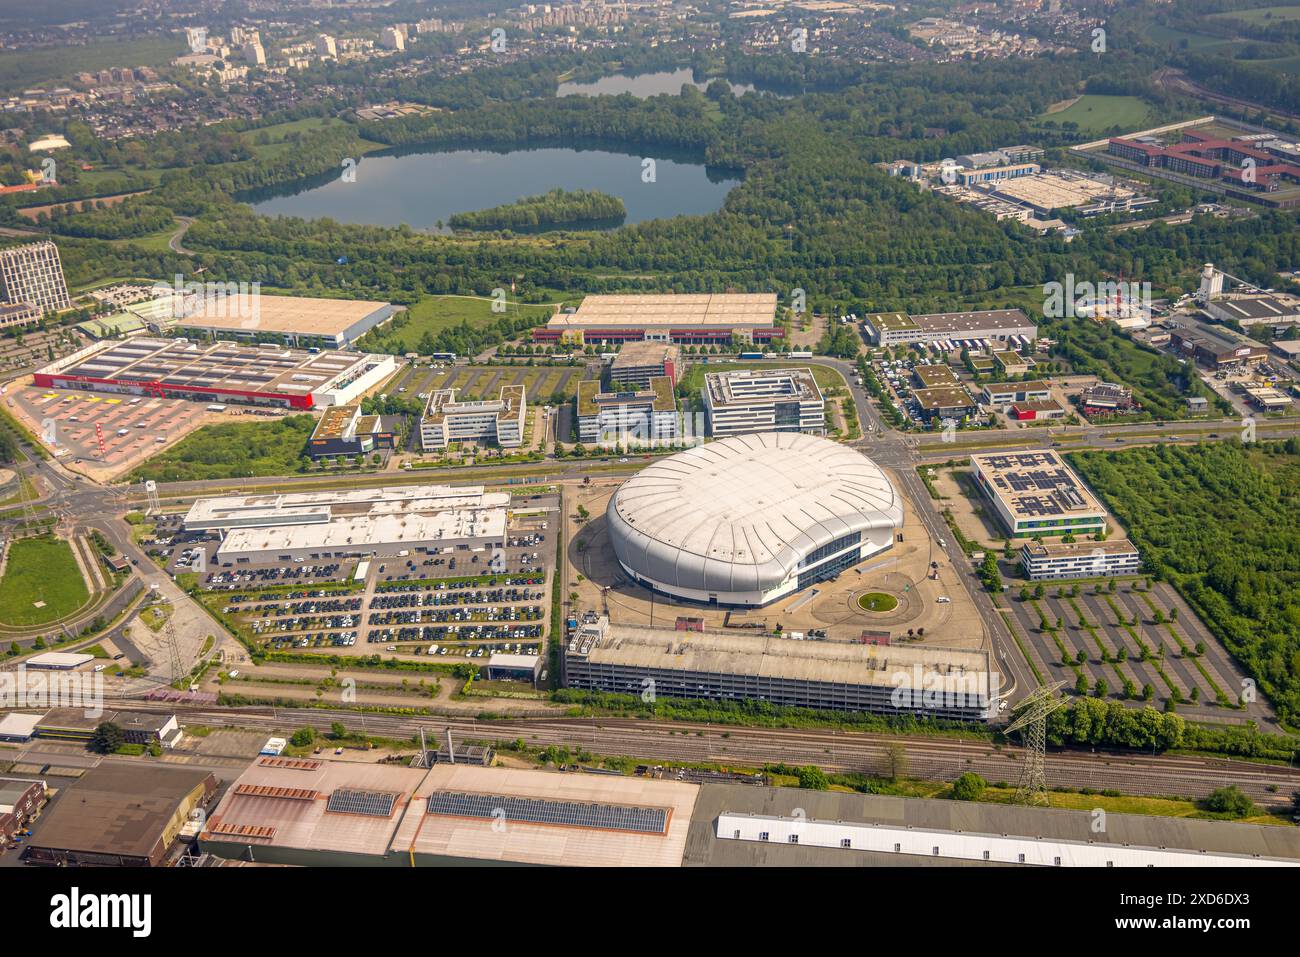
[{"left": 607, "top": 432, "right": 902, "bottom": 595}]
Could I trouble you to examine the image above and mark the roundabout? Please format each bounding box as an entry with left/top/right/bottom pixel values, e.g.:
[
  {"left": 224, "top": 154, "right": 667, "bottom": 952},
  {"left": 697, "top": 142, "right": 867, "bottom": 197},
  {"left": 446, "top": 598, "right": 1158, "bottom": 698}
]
[{"left": 856, "top": 591, "right": 899, "bottom": 613}]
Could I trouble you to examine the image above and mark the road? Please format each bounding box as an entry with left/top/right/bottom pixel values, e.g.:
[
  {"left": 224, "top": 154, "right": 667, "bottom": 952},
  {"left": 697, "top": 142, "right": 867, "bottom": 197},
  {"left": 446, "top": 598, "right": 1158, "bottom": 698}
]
[
  {"left": 1153, "top": 67, "right": 1300, "bottom": 129},
  {"left": 4, "top": 352, "right": 1298, "bottom": 756},
  {"left": 168, "top": 216, "right": 196, "bottom": 256}
]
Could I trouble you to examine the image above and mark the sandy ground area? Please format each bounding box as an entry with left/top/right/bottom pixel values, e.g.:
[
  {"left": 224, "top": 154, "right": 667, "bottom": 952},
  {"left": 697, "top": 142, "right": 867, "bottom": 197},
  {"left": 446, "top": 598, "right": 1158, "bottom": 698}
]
[{"left": 565, "top": 476, "right": 986, "bottom": 652}]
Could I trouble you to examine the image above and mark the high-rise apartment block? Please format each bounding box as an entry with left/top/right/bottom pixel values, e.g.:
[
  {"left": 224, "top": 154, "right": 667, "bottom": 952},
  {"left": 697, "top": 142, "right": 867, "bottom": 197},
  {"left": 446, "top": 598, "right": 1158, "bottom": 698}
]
[{"left": 0, "top": 241, "right": 70, "bottom": 328}]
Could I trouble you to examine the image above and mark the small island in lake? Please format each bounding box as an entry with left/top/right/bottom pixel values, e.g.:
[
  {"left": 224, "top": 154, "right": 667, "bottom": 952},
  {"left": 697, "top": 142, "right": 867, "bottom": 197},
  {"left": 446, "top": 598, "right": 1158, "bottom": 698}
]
[{"left": 447, "top": 188, "right": 627, "bottom": 230}]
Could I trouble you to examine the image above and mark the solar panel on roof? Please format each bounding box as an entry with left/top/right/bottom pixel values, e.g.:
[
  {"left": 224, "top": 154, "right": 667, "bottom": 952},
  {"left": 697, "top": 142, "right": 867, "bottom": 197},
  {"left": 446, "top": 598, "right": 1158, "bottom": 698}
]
[
  {"left": 425, "top": 790, "right": 669, "bottom": 834},
  {"left": 326, "top": 788, "right": 398, "bottom": 817}
]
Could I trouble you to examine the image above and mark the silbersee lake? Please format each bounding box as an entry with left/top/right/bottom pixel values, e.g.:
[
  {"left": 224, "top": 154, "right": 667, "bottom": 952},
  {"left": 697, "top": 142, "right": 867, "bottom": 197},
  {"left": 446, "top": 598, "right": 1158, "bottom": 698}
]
[{"left": 243, "top": 145, "right": 743, "bottom": 232}]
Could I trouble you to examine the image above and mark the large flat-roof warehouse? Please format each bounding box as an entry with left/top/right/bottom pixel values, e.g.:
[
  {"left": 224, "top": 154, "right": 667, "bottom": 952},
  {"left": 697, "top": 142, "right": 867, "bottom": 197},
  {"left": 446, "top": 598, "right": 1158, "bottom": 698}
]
[
  {"left": 22, "top": 764, "right": 216, "bottom": 867},
  {"left": 535, "top": 293, "right": 783, "bottom": 345},
  {"left": 864, "top": 308, "right": 1036, "bottom": 347},
  {"left": 685, "top": 784, "right": 1300, "bottom": 867},
  {"left": 33, "top": 338, "right": 396, "bottom": 410},
  {"left": 1204, "top": 294, "right": 1300, "bottom": 327},
  {"left": 200, "top": 758, "right": 698, "bottom": 867},
  {"left": 191, "top": 759, "right": 1300, "bottom": 867},
  {"left": 184, "top": 484, "right": 510, "bottom": 563},
  {"left": 173, "top": 294, "right": 401, "bottom": 349}
]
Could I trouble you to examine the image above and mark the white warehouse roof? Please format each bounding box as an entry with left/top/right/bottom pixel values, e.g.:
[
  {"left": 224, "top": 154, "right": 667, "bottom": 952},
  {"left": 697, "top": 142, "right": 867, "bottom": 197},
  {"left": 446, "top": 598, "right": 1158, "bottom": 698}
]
[{"left": 25, "top": 652, "right": 94, "bottom": 669}]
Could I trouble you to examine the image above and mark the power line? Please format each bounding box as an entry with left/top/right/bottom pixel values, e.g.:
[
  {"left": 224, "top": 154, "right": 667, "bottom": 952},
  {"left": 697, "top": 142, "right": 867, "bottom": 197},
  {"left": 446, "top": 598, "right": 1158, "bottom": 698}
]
[{"left": 1003, "top": 680, "right": 1068, "bottom": 807}]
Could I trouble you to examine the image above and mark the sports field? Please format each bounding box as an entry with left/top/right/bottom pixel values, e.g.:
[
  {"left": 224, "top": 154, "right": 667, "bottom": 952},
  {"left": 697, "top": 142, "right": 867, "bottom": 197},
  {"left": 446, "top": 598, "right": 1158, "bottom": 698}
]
[
  {"left": 1039, "top": 95, "right": 1160, "bottom": 135},
  {"left": 0, "top": 537, "right": 90, "bottom": 627}
]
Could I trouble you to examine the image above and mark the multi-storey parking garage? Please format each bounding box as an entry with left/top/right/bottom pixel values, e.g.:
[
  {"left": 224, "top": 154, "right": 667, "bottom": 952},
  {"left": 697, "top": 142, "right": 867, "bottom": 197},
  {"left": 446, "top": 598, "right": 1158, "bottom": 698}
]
[{"left": 606, "top": 432, "right": 903, "bottom": 607}]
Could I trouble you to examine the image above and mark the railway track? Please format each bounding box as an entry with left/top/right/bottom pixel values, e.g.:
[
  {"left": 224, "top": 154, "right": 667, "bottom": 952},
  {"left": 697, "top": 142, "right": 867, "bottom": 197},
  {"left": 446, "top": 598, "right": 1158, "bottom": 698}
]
[{"left": 45, "top": 700, "right": 1299, "bottom": 809}]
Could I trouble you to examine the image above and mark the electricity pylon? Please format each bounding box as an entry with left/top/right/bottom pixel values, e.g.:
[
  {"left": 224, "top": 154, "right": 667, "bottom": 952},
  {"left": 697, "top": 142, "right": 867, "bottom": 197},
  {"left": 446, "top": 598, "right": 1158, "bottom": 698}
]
[
  {"left": 149, "top": 583, "right": 185, "bottom": 687},
  {"left": 162, "top": 598, "right": 184, "bottom": 687},
  {"left": 1004, "top": 681, "right": 1067, "bottom": 807}
]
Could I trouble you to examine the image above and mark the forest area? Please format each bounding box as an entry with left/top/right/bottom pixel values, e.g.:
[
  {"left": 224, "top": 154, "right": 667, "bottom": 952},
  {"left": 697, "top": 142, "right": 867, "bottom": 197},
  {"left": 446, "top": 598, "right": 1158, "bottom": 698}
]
[{"left": 1073, "top": 441, "right": 1300, "bottom": 728}]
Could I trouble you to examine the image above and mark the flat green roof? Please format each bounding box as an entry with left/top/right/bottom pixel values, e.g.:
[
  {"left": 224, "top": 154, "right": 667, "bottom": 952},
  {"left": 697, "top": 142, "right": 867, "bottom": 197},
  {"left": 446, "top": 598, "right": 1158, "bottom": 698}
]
[
  {"left": 577, "top": 376, "right": 676, "bottom": 417},
  {"left": 866, "top": 312, "right": 918, "bottom": 332}
]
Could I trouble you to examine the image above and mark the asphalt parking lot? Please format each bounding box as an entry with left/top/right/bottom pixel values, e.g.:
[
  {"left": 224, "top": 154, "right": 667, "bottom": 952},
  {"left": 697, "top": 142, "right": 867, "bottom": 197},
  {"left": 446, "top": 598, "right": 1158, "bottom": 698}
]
[
  {"left": 160, "top": 504, "right": 559, "bottom": 663},
  {"left": 10, "top": 385, "right": 214, "bottom": 475}
]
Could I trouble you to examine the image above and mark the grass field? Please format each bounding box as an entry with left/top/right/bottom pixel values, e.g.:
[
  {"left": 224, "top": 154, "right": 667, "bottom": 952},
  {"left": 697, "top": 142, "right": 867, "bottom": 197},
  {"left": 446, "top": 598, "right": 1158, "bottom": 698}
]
[
  {"left": 375, "top": 296, "right": 559, "bottom": 354},
  {"left": 1240, "top": 52, "right": 1300, "bottom": 73},
  {"left": 0, "top": 37, "right": 182, "bottom": 95},
  {"left": 974, "top": 786, "right": 1287, "bottom": 825},
  {"left": 243, "top": 117, "right": 364, "bottom": 160},
  {"left": 1146, "top": 24, "right": 1243, "bottom": 52},
  {"left": 1038, "top": 95, "right": 1159, "bottom": 135},
  {"left": 0, "top": 536, "right": 90, "bottom": 627},
  {"left": 1209, "top": 4, "right": 1300, "bottom": 24},
  {"left": 128, "top": 414, "right": 316, "bottom": 482},
  {"left": 77, "top": 167, "right": 167, "bottom": 189},
  {"left": 114, "top": 223, "right": 178, "bottom": 253},
  {"left": 139, "top": 604, "right": 171, "bottom": 632},
  {"left": 857, "top": 592, "right": 899, "bottom": 612}
]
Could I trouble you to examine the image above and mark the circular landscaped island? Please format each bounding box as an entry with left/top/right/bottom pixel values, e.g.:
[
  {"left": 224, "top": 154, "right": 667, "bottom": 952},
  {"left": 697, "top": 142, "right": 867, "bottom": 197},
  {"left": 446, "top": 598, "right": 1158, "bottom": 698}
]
[{"left": 857, "top": 592, "right": 899, "bottom": 613}]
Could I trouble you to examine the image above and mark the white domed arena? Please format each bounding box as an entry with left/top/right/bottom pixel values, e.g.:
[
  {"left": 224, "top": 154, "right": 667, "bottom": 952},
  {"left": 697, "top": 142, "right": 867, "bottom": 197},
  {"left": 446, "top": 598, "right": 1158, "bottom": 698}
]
[{"left": 606, "top": 432, "right": 904, "bottom": 607}]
